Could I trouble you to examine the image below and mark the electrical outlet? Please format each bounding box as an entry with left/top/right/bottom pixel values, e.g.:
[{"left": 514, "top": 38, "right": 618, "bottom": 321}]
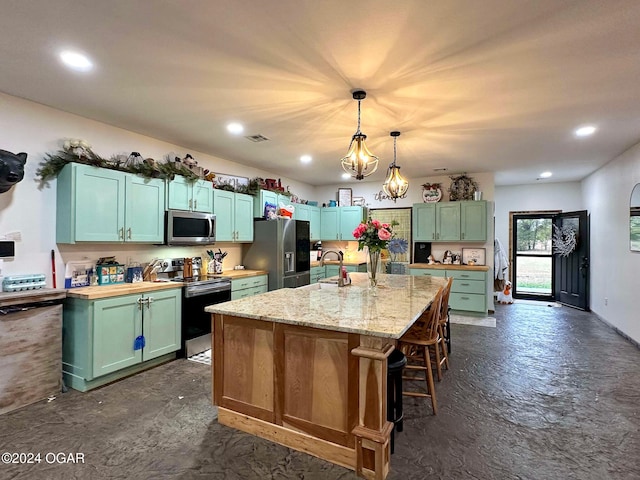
[{"left": 604, "top": 297, "right": 608, "bottom": 306}]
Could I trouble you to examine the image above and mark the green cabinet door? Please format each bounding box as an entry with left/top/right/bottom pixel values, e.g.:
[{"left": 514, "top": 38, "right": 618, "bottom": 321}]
[
  {"left": 339, "top": 207, "right": 365, "bottom": 240},
  {"left": 436, "top": 203, "right": 461, "bottom": 241},
  {"left": 321, "top": 207, "right": 340, "bottom": 240},
  {"left": 234, "top": 193, "right": 254, "bottom": 242},
  {"left": 192, "top": 180, "right": 214, "bottom": 213},
  {"left": 167, "top": 176, "right": 192, "bottom": 211},
  {"left": 294, "top": 203, "right": 309, "bottom": 222},
  {"left": 125, "top": 176, "right": 166, "bottom": 243},
  {"left": 254, "top": 190, "right": 279, "bottom": 218},
  {"left": 92, "top": 294, "right": 142, "bottom": 378},
  {"left": 460, "top": 201, "right": 487, "bottom": 241},
  {"left": 412, "top": 203, "right": 436, "bottom": 241},
  {"left": 74, "top": 165, "right": 126, "bottom": 242},
  {"left": 213, "top": 189, "right": 234, "bottom": 241},
  {"left": 309, "top": 206, "right": 321, "bottom": 240},
  {"left": 142, "top": 289, "right": 181, "bottom": 361}
]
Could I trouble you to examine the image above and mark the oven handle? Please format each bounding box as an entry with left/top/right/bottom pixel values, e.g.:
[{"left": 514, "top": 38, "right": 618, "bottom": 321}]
[{"left": 184, "top": 284, "right": 231, "bottom": 298}]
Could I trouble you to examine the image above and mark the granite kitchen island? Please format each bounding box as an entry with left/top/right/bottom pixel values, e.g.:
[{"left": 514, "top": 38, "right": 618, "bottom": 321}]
[{"left": 205, "top": 273, "right": 446, "bottom": 480}]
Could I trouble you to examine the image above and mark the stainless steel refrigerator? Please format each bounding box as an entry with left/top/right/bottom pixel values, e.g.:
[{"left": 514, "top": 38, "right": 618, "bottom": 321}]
[{"left": 243, "top": 218, "right": 311, "bottom": 290}]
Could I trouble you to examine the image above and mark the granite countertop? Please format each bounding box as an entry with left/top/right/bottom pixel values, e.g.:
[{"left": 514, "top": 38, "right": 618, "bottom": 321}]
[
  {"left": 206, "top": 272, "right": 446, "bottom": 339},
  {"left": 408, "top": 263, "right": 490, "bottom": 272},
  {"left": 65, "top": 281, "right": 183, "bottom": 300}
]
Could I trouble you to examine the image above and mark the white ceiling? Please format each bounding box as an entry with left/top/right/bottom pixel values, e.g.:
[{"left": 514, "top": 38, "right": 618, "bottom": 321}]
[{"left": 2, "top": 0, "right": 640, "bottom": 186}]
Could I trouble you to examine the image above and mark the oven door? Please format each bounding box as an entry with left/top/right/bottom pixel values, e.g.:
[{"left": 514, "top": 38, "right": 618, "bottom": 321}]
[{"left": 181, "top": 284, "right": 230, "bottom": 357}]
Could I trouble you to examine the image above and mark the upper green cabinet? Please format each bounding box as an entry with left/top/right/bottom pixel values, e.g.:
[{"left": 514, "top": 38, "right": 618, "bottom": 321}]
[
  {"left": 56, "top": 163, "right": 165, "bottom": 244},
  {"left": 413, "top": 201, "right": 486, "bottom": 242},
  {"left": 253, "top": 189, "right": 291, "bottom": 218},
  {"left": 167, "top": 176, "right": 213, "bottom": 213},
  {"left": 320, "top": 206, "right": 366, "bottom": 240},
  {"left": 294, "top": 204, "right": 321, "bottom": 240},
  {"left": 213, "top": 190, "right": 254, "bottom": 242}
]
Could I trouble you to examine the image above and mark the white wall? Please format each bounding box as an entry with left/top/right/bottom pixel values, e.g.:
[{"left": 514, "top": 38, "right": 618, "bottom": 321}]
[
  {"left": 494, "top": 181, "right": 583, "bottom": 274},
  {"left": 583, "top": 142, "right": 640, "bottom": 342},
  {"left": 0, "top": 92, "right": 317, "bottom": 285}
]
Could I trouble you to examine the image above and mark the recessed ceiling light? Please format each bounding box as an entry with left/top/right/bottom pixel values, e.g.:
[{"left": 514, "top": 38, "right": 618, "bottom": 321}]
[
  {"left": 574, "top": 125, "right": 597, "bottom": 137},
  {"left": 539, "top": 171, "right": 552, "bottom": 178},
  {"left": 300, "top": 155, "right": 312, "bottom": 164},
  {"left": 341, "top": 173, "right": 351, "bottom": 179},
  {"left": 59, "top": 50, "right": 93, "bottom": 72},
  {"left": 226, "top": 123, "right": 244, "bottom": 135}
]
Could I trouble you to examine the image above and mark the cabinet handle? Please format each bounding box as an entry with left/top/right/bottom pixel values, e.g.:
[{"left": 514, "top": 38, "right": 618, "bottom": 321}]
[
  {"left": 461, "top": 296, "right": 470, "bottom": 300},
  {"left": 189, "top": 199, "right": 193, "bottom": 209},
  {"left": 194, "top": 200, "right": 197, "bottom": 209},
  {"left": 336, "top": 234, "right": 339, "bottom": 240},
  {"left": 127, "top": 228, "right": 132, "bottom": 240},
  {"left": 136, "top": 297, "right": 145, "bottom": 309},
  {"left": 147, "top": 297, "right": 153, "bottom": 307},
  {"left": 460, "top": 283, "right": 470, "bottom": 286},
  {"left": 461, "top": 232, "right": 465, "bottom": 239},
  {"left": 432, "top": 233, "right": 435, "bottom": 240},
  {"left": 119, "top": 227, "right": 124, "bottom": 240}
]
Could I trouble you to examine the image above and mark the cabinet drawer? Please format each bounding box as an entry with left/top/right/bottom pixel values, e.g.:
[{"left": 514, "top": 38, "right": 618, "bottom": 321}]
[
  {"left": 231, "top": 285, "right": 267, "bottom": 300},
  {"left": 451, "top": 279, "right": 485, "bottom": 295},
  {"left": 231, "top": 275, "right": 268, "bottom": 291},
  {"left": 449, "top": 292, "right": 486, "bottom": 313},
  {"left": 446, "top": 270, "right": 485, "bottom": 281},
  {"left": 409, "top": 268, "right": 447, "bottom": 277}
]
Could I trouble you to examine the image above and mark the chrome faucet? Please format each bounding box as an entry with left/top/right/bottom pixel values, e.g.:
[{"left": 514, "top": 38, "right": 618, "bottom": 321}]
[{"left": 320, "top": 250, "right": 345, "bottom": 287}]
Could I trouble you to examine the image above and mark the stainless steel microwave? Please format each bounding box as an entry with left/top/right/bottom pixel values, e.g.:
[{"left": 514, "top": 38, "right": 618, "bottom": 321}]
[{"left": 165, "top": 210, "right": 216, "bottom": 245}]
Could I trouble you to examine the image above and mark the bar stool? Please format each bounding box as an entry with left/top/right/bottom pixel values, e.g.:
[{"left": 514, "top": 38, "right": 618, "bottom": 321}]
[{"left": 387, "top": 347, "right": 407, "bottom": 454}]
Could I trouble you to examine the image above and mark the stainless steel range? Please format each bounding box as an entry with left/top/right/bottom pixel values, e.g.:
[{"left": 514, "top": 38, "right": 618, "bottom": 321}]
[{"left": 156, "top": 257, "right": 231, "bottom": 358}]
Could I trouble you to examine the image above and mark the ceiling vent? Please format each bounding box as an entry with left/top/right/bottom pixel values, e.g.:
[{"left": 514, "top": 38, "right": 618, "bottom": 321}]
[
  {"left": 433, "top": 167, "right": 448, "bottom": 172},
  {"left": 245, "top": 134, "right": 270, "bottom": 143}
]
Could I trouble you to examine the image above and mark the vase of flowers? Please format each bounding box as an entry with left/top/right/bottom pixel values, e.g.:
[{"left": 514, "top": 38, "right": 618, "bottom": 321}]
[{"left": 352, "top": 218, "right": 395, "bottom": 289}]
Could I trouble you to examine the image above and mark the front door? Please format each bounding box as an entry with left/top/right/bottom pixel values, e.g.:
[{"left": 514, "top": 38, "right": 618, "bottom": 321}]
[{"left": 553, "top": 210, "right": 590, "bottom": 310}]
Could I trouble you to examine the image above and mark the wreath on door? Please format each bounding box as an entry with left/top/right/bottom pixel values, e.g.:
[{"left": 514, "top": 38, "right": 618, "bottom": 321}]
[{"left": 552, "top": 224, "right": 578, "bottom": 256}]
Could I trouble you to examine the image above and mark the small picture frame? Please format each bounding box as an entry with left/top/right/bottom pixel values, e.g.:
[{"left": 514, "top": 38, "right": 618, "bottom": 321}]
[
  {"left": 352, "top": 196, "right": 366, "bottom": 207},
  {"left": 462, "top": 248, "right": 486, "bottom": 266},
  {"left": 338, "top": 188, "right": 352, "bottom": 207}
]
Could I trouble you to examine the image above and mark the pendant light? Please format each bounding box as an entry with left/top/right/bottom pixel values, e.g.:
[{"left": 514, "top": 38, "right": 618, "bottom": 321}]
[
  {"left": 341, "top": 90, "right": 379, "bottom": 180},
  {"left": 382, "top": 131, "right": 409, "bottom": 202}
]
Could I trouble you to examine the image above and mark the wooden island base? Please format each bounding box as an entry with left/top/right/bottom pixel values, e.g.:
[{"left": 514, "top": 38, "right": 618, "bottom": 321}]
[{"left": 213, "top": 314, "right": 394, "bottom": 480}]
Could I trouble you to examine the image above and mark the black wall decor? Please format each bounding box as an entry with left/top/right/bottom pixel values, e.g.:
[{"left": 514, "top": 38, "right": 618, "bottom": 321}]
[{"left": 0, "top": 149, "right": 27, "bottom": 193}]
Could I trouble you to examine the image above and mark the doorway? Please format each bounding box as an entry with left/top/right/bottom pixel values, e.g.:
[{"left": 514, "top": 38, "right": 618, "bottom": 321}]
[
  {"left": 511, "top": 213, "right": 555, "bottom": 300},
  {"left": 510, "top": 210, "right": 590, "bottom": 310}
]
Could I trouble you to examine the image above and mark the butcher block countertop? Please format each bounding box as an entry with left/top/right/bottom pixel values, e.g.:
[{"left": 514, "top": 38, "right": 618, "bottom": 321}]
[
  {"left": 220, "top": 269, "right": 268, "bottom": 279},
  {"left": 65, "top": 281, "right": 182, "bottom": 300},
  {"left": 408, "top": 263, "right": 490, "bottom": 272},
  {"left": 0, "top": 288, "right": 66, "bottom": 307}
]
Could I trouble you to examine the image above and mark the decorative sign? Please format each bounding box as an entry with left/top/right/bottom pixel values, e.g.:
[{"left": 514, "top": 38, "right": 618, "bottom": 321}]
[
  {"left": 422, "top": 183, "right": 442, "bottom": 203},
  {"left": 214, "top": 173, "right": 249, "bottom": 189},
  {"left": 338, "top": 188, "right": 352, "bottom": 206},
  {"left": 462, "top": 248, "right": 486, "bottom": 266},
  {"left": 375, "top": 190, "right": 407, "bottom": 202},
  {"left": 352, "top": 196, "right": 366, "bottom": 206}
]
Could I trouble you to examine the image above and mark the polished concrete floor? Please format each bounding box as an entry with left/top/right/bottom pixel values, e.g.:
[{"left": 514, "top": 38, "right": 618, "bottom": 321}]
[{"left": 2, "top": 302, "right": 640, "bottom": 479}]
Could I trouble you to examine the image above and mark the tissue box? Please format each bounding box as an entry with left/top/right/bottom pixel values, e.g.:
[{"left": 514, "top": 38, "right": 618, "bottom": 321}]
[
  {"left": 96, "top": 264, "right": 125, "bottom": 285},
  {"left": 126, "top": 266, "right": 143, "bottom": 283}
]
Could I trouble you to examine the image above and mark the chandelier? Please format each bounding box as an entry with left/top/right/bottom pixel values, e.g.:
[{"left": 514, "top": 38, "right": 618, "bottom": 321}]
[
  {"left": 382, "top": 131, "right": 409, "bottom": 201},
  {"left": 341, "top": 90, "right": 379, "bottom": 180}
]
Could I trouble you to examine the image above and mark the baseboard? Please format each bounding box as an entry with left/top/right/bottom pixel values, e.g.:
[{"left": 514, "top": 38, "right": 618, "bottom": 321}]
[{"left": 593, "top": 313, "right": 640, "bottom": 350}]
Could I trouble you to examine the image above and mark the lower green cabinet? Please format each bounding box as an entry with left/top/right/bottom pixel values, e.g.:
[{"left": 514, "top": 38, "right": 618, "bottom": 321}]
[
  {"left": 310, "top": 266, "right": 325, "bottom": 284},
  {"left": 63, "top": 287, "right": 182, "bottom": 391},
  {"left": 409, "top": 268, "right": 488, "bottom": 313},
  {"left": 231, "top": 275, "right": 268, "bottom": 299}
]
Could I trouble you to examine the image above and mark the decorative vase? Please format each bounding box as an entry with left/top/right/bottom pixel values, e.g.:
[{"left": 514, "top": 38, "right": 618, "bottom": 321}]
[{"left": 367, "top": 249, "right": 381, "bottom": 289}]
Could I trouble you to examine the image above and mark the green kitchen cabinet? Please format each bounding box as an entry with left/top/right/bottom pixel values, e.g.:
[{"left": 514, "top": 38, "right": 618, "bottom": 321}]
[
  {"left": 295, "top": 204, "right": 321, "bottom": 240},
  {"left": 412, "top": 201, "right": 486, "bottom": 242},
  {"left": 167, "top": 176, "right": 213, "bottom": 213},
  {"left": 231, "top": 274, "right": 268, "bottom": 299},
  {"left": 412, "top": 204, "right": 437, "bottom": 241},
  {"left": 213, "top": 190, "right": 254, "bottom": 242},
  {"left": 409, "top": 268, "right": 487, "bottom": 313},
  {"left": 63, "top": 287, "right": 181, "bottom": 391},
  {"left": 460, "top": 201, "right": 487, "bottom": 241},
  {"left": 253, "top": 189, "right": 291, "bottom": 218},
  {"left": 320, "top": 206, "right": 366, "bottom": 240},
  {"left": 56, "top": 163, "right": 165, "bottom": 244},
  {"left": 310, "top": 265, "right": 326, "bottom": 284},
  {"left": 325, "top": 264, "right": 366, "bottom": 278},
  {"left": 436, "top": 203, "right": 461, "bottom": 241}
]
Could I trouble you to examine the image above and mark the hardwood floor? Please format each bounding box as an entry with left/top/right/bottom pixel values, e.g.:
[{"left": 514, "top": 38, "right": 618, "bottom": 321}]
[{"left": 1, "top": 302, "right": 639, "bottom": 479}]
